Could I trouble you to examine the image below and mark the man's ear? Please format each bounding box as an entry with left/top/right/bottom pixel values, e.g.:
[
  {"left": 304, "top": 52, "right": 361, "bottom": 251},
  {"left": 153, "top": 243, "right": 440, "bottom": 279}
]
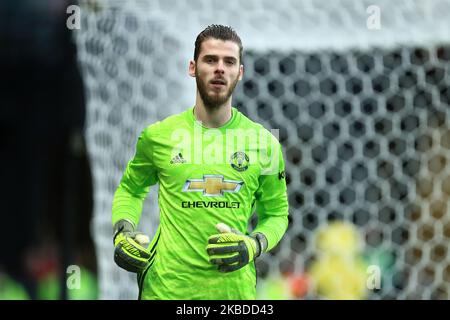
[
  {"left": 188, "top": 60, "right": 196, "bottom": 77},
  {"left": 238, "top": 64, "right": 244, "bottom": 81}
]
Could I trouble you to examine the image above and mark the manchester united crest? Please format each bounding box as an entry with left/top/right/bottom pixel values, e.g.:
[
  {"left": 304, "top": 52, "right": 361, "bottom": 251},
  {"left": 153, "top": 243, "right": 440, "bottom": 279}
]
[{"left": 230, "top": 151, "right": 249, "bottom": 172}]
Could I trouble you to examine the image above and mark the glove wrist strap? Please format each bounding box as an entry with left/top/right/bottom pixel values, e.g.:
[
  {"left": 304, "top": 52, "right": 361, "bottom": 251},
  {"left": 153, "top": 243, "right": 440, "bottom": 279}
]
[
  {"left": 113, "top": 219, "right": 135, "bottom": 244},
  {"left": 252, "top": 233, "right": 268, "bottom": 258}
]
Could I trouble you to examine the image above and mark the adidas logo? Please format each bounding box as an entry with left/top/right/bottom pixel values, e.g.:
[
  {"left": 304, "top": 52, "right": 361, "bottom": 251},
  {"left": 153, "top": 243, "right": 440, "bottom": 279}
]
[{"left": 170, "top": 153, "right": 186, "bottom": 164}]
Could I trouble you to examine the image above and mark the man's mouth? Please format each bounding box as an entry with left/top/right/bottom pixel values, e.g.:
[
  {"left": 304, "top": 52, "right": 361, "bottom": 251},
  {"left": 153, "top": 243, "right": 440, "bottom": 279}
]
[{"left": 210, "top": 79, "right": 226, "bottom": 87}]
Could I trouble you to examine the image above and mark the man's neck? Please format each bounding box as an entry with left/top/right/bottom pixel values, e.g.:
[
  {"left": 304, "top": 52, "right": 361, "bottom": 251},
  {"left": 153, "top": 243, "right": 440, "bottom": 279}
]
[{"left": 194, "top": 96, "right": 232, "bottom": 128}]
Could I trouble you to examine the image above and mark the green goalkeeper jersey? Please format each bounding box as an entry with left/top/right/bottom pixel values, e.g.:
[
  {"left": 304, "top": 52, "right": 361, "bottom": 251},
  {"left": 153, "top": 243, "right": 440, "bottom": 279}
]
[{"left": 112, "top": 106, "right": 289, "bottom": 299}]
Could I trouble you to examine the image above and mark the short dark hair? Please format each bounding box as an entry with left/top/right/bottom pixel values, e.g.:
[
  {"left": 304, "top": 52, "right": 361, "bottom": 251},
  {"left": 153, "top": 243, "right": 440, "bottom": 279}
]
[{"left": 194, "top": 24, "right": 243, "bottom": 62}]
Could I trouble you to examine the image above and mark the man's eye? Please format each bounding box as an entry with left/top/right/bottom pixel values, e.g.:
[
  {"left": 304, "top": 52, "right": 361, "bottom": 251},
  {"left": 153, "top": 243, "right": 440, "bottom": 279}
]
[{"left": 226, "top": 60, "right": 235, "bottom": 65}]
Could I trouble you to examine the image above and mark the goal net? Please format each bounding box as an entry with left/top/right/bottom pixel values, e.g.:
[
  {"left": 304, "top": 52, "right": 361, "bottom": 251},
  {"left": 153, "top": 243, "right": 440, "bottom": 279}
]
[{"left": 74, "top": 0, "right": 450, "bottom": 299}]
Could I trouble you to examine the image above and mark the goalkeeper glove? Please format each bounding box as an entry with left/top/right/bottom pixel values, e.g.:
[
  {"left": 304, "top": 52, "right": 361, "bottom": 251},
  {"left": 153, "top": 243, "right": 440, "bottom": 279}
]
[
  {"left": 113, "top": 219, "right": 151, "bottom": 273},
  {"left": 206, "top": 223, "right": 267, "bottom": 273}
]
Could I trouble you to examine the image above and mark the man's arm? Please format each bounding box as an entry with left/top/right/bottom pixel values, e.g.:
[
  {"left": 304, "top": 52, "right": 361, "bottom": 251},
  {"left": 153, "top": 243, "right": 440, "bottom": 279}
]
[
  {"left": 111, "top": 125, "right": 159, "bottom": 273},
  {"left": 252, "top": 141, "right": 289, "bottom": 252},
  {"left": 112, "top": 125, "right": 159, "bottom": 227}
]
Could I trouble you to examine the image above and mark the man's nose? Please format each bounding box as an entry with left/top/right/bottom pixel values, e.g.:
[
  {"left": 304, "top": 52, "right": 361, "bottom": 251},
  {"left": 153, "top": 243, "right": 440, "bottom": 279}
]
[{"left": 215, "top": 60, "right": 225, "bottom": 74}]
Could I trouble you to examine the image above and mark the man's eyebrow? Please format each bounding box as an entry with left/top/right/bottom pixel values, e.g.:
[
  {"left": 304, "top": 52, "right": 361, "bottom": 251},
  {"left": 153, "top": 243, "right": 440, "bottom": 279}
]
[
  {"left": 202, "top": 55, "right": 217, "bottom": 60},
  {"left": 224, "top": 56, "right": 238, "bottom": 62},
  {"left": 202, "top": 54, "right": 238, "bottom": 61}
]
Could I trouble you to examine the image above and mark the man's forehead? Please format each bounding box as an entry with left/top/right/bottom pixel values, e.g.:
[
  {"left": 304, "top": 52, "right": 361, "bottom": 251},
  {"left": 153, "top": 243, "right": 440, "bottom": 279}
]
[{"left": 199, "top": 38, "right": 240, "bottom": 59}]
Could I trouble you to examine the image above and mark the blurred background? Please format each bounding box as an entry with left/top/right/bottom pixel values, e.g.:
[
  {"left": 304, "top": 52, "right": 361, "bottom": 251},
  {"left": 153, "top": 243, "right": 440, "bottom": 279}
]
[{"left": 1, "top": 0, "right": 450, "bottom": 300}]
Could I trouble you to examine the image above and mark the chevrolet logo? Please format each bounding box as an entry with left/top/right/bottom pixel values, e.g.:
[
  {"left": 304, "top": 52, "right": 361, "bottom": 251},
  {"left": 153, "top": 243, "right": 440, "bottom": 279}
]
[{"left": 183, "top": 175, "right": 243, "bottom": 197}]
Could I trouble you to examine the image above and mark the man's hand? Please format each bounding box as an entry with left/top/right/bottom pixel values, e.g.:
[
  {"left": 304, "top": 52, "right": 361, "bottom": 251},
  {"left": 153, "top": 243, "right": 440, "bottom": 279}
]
[
  {"left": 206, "top": 223, "right": 266, "bottom": 272},
  {"left": 113, "top": 220, "right": 151, "bottom": 273}
]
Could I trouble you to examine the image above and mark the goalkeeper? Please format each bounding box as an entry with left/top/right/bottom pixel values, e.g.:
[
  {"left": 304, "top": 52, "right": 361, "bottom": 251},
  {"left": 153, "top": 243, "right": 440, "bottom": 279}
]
[{"left": 112, "top": 24, "right": 289, "bottom": 299}]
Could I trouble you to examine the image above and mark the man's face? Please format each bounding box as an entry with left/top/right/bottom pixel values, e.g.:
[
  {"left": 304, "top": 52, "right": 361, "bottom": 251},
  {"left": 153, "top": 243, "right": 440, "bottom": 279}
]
[{"left": 189, "top": 38, "right": 243, "bottom": 110}]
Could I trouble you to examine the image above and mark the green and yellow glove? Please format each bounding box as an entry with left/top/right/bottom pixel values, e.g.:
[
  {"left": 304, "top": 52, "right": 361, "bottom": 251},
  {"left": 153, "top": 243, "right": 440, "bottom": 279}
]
[
  {"left": 206, "top": 223, "right": 267, "bottom": 273},
  {"left": 113, "top": 220, "right": 151, "bottom": 273}
]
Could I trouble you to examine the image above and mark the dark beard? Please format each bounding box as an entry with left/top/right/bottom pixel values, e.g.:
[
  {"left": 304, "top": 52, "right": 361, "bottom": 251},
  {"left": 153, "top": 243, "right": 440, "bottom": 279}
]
[{"left": 196, "top": 72, "right": 240, "bottom": 110}]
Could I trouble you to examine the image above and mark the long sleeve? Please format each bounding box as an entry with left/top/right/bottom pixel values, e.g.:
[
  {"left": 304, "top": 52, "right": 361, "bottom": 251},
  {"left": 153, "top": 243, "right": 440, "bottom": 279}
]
[
  {"left": 252, "top": 141, "right": 289, "bottom": 251},
  {"left": 112, "top": 126, "right": 159, "bottom": 227}
]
